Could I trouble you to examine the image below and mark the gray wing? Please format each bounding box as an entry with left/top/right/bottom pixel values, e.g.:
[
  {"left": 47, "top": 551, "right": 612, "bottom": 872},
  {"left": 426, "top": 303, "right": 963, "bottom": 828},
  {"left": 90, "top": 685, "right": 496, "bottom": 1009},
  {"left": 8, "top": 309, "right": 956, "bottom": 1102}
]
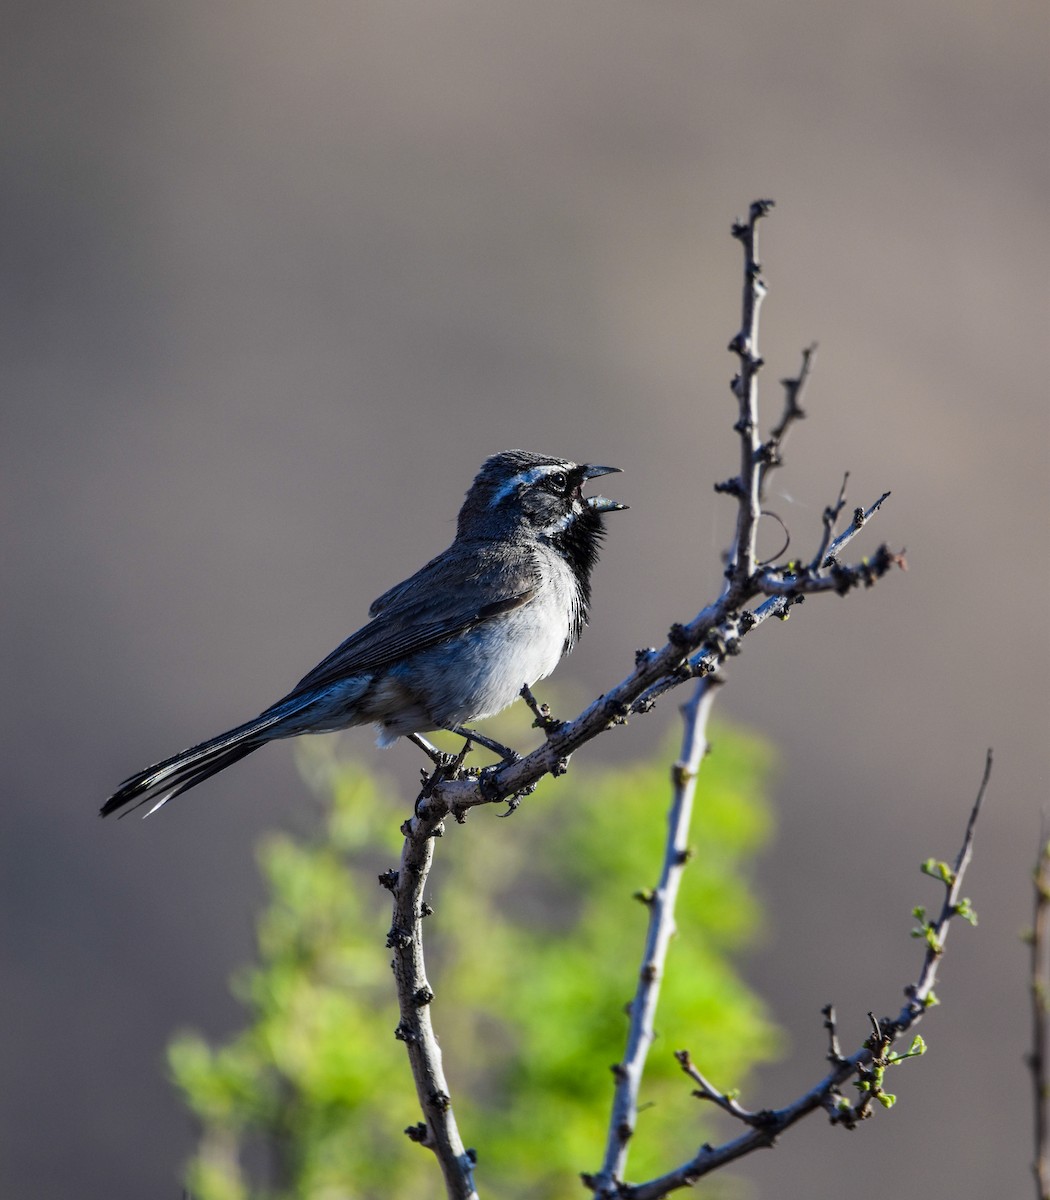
[{"left": 278, "top": 543, "right": 539, "bottom": 705}]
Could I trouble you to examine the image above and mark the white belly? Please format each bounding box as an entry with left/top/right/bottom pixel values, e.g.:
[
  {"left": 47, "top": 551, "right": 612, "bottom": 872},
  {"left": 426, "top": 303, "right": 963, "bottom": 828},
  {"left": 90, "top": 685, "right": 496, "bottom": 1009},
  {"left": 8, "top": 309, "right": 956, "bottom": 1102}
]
[{"left": 376, "top": 551, "right": 580, "bottom": 738}]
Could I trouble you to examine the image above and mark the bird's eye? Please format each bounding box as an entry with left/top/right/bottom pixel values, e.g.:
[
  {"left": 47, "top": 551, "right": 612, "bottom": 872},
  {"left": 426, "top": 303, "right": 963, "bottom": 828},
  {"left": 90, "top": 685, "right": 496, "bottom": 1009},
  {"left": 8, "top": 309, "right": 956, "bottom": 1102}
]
[{"left": 548, "top": 471, "right": 568, "bottom": 492}]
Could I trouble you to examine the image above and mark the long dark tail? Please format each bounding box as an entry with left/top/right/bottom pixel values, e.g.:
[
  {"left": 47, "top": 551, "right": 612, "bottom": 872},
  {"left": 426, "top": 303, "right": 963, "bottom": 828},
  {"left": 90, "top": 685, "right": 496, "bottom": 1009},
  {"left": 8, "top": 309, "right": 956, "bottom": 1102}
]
[{"left": 101, "top": 708, "right": 297, "bottom": 819}]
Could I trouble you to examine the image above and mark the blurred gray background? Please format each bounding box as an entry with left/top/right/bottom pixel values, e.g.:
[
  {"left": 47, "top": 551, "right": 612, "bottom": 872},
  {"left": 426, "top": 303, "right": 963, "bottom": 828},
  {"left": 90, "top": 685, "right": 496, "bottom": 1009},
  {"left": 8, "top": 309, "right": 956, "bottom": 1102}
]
[{"left": 3, "top": 2, "right": 1047, "bottom": 1197}]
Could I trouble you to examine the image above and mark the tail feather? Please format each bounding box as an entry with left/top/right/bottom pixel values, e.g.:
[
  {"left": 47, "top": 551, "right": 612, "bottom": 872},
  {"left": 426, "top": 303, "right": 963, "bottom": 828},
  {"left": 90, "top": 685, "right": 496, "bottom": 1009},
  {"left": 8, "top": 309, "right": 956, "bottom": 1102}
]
[{"left": 101, "top": 709, "right": 294, "bottom": 819}]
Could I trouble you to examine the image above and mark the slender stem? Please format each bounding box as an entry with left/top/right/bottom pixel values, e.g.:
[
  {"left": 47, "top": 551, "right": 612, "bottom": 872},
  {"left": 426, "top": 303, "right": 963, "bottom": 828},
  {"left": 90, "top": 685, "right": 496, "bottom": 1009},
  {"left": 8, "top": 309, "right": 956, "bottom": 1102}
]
[
  {"left": 727, "top": 200, "right": 773, "bottom": 584},
  {"left": 621, "top": 751, "right": 992, "bottom": 1199},
  {"left": 768, "top": 343, "right": 816, "bottom": 448},
  {"left": 389, "top": 806, "right": 478, "bottom": 1200},
  {"left": 592, "top": 677, "right": 721, "bottom": 1196}
]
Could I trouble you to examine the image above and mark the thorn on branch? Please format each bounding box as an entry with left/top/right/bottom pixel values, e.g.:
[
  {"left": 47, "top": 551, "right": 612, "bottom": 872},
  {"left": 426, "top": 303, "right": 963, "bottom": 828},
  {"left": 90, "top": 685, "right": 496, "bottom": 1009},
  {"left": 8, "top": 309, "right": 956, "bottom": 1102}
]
[
  {"left": 731, "top": 200, "right": 774, "bottom": 244},
  {"left": 671, "top": 762, "right": 696, "bottom": 788},
  {"left": 757, "top": 441, "right": 781, "bottom": 467},
  {"left": 702, "top": 630, "right": 729, "bottom": 660},
  {"left": 714, "top": 476, "right": 745, "bottom": 497},
  {"left": 668, "top": 623, "right": 692, "bottom": 649},
  {"left": 387, "top": 925, "right": 413, "bottom": 950},
  {"left": 520, "top": 682, "right": 563, "bottom": 736},
  {"left": 606, "top": 698, "right": 631, "bottom": 727}
]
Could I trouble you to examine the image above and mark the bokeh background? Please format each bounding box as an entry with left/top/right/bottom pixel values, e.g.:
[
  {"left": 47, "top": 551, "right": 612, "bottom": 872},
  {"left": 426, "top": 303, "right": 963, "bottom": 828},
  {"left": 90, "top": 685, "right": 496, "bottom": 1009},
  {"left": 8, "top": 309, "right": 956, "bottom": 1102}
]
[{"left": 3, "top": 2, "right": 1047, "bottom": 1197}]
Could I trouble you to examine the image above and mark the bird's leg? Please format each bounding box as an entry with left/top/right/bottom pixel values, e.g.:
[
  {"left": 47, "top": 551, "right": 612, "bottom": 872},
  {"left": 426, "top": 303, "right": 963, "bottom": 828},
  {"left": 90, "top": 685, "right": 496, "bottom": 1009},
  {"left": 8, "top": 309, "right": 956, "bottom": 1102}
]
[
  {"left": 407, "top": 732, "right": 459, "bottom": 769},
  {"left": 444, "top": 724, "right": 521, "bottom": 765}
]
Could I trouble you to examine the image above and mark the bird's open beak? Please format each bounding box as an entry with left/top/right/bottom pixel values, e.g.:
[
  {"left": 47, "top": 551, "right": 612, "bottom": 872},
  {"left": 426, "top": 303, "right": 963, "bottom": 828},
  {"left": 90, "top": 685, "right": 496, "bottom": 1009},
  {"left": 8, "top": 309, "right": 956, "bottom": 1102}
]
[{"left": 581, "top": 464, "right": 628, "bottom": 513}]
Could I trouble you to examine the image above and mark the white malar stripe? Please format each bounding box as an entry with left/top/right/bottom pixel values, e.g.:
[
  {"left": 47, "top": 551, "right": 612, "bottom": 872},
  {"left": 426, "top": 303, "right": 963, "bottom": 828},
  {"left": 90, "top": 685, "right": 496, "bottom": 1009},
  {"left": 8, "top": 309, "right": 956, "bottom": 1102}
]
[
  {"left": 487, "top": 464, "right": 563, "bottom": 509},
  {"left": 540, "top": 502, "right": 582, "bottom": 537}
]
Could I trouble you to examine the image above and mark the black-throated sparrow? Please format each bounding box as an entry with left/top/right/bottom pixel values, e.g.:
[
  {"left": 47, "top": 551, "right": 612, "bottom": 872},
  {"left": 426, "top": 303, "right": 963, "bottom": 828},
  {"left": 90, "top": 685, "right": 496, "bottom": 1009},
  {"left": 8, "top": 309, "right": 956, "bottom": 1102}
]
[{"left": 101, "top": 450, "right": 625, "bottom": 818}]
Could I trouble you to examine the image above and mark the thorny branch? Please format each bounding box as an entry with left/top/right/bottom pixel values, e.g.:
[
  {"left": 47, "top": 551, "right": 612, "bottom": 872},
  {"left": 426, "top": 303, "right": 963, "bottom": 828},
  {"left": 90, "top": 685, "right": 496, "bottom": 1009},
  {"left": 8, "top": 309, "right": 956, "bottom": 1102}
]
[
  {"left": 589, "top": 201, "right": 818, "bottom": 1199},
  {"left": 617, "top": 751, "right": 991, "bottom": 1200},
  {"left": 382, "top": 792, "right": 478, "bottom": 1200},
  {"left": 385, "top": 200, "right": 904, "bottom": 1196},
  {"left": 593, "top": 675, "right": 722, "bottom": 1191}
]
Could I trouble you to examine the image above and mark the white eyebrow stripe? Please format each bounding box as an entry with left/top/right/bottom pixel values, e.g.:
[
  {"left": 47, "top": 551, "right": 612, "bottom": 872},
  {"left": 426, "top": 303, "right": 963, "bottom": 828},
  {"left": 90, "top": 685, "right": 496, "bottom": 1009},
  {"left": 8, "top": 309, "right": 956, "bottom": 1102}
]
[{"left": 487, "top": 464, "right": 562, "bottom": 508}]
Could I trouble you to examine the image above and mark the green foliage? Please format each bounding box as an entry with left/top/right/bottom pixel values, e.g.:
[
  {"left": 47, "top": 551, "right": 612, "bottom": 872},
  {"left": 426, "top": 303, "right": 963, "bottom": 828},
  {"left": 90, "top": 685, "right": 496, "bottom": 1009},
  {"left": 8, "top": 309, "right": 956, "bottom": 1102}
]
[
  {"left": 920, "top": 858, "right": 955, "bottom": 885},
  {"left": 854, "top": 1033, "right": 928, "bottom": 1113},
  {"left": 170, "top": 723, "right": 780, "bottom": 1199}
]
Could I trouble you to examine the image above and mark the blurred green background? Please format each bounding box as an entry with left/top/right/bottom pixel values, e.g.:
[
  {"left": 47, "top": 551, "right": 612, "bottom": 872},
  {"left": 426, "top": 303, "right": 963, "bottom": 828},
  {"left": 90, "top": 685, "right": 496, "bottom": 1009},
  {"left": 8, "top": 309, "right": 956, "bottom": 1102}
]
[{"left": 171, "top": 727, "right": 776, "bottom": 1198}]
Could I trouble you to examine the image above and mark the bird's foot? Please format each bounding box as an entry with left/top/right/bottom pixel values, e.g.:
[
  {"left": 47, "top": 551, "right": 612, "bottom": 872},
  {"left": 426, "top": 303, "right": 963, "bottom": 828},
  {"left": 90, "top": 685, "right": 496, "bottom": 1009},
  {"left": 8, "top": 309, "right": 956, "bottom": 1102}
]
[
  {"left": 444, "top": 724, "right": 521, "bottom": 766},
  {"left": 408, "top": 732, "right": 459, "bottom": 770}
]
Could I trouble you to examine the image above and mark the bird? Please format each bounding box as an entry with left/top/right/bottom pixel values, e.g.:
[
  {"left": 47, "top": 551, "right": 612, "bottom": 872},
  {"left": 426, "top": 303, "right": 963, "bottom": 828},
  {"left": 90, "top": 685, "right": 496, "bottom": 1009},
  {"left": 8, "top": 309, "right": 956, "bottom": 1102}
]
[{"left": 101, "top": 450, "right": 626, "bottom": 818}]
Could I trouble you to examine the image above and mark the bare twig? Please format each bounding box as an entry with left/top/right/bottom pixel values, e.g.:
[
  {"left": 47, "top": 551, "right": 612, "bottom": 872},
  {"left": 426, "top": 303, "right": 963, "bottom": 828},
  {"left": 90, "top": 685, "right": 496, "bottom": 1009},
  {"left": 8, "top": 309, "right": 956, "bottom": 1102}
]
[
  {"left": 673, "top": 1049, "right": 764, "bottom": 1125},
  {"left": 618, "top": 751, "right": 991, "bottom": 1200},
  {"left": 589, "top": 676, "right": 722, "bottom": 1196},
  {"left": 822, "top": 491, "right": 894, "bottom": 567},
  {"left": 1029, "top": 822, "right": 1050, "bottom": 1199},
  {"left": 385, "top": 802, "right": 478, "bottom": 1200},
  {"left": 811, "top": 472, "right": 850, "bottom": 571},
  {"left": 770, "top": 343, "right": 815, "bottom": 442},
  {"left": 822, "top": 1003, "right": 846, "bottom": 1065},
  {"left": 762, "top": 341, "right": 816, "bottom": 498},
  {"left": 725, "top": 198, "right": 773, "bottom": 585},
  {"left": 519, "top": 681, "right": 563, "bottom": 736}
]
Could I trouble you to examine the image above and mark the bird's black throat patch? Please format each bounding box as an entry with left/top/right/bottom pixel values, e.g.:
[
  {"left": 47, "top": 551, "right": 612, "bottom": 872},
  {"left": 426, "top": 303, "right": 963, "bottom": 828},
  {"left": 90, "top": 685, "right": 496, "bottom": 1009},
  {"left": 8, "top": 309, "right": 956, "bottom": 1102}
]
[{"left": 550, "top": 505, "right": 608, "bottom": 644}]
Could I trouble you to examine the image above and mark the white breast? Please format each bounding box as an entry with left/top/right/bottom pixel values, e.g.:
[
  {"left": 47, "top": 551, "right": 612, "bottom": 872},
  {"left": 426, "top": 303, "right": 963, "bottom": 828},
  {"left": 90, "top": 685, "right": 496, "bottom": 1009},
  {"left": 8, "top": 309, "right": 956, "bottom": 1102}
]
[{"left": 379, "top": 546, "right": 582, "bottom": 736}]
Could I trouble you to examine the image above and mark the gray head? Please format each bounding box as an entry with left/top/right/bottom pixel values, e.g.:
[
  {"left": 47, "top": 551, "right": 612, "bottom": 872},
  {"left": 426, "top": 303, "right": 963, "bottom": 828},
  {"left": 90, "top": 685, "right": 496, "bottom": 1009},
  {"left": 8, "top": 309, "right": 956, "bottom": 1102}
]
[
  {"left": 457, "top": 450, "right": 625, "bottom": 541},
  {"left": 457, "top": 451, "right": 626, "bottom": 637}
]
